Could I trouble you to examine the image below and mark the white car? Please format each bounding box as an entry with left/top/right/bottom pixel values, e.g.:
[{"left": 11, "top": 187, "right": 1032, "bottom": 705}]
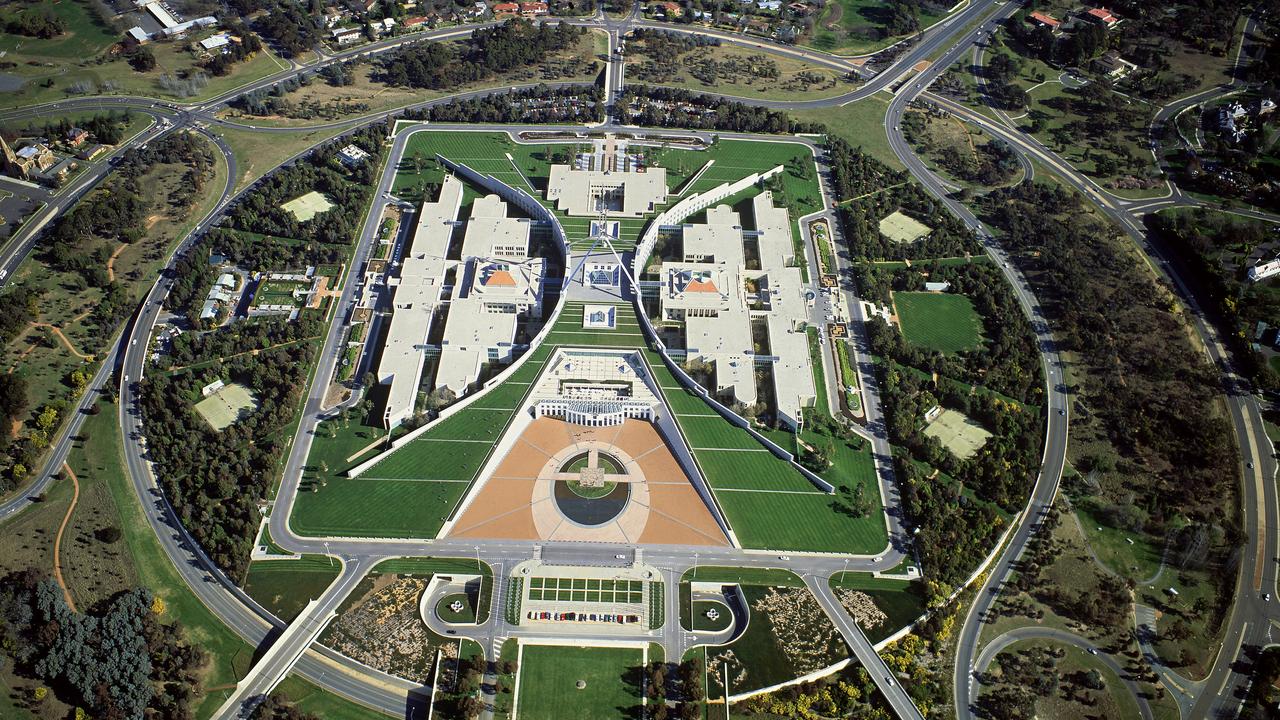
[{"left": 614, "top": 553, "right": 626, "bottom": 559}]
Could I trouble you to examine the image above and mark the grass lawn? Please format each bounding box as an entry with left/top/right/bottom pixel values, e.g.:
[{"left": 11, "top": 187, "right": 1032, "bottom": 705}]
[
  {"left": 691, "top": 599, "right": 734, "bottom": 632},
  {"left": 648, "top": 352, "right": 887, "bottom": 554},
  {"left": 803, "top": 0, "right": 950, "bottom": 56},
  {"left": 271, "top": 674, "right": 395, "bottom": 719},
  {"left": 682, "top": 566, "right": 805, "bottom": 586},
  {"left": 788, "top": 95, "right": 906, "bottom": 171},
  {"left": 398, "top": 130, "right": 823, "bottom": 251},
  {"left": 243, "top": 556, "right": 342, "bottom": 622},
  {"left": 436, "top": 592, "right": 476, "bottom": 623},
  {"left": 893, "top": 291, "right": 984, "bottom": 354},
  {"left": 517, "top": 645, "right": 644, "bottom": 720},
  {"left": 628, "top": 41, "right": 858, "bottom": 101}
]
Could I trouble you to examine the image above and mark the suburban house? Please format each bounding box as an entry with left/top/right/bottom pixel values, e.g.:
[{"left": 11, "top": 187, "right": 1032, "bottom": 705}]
[
  {"left": 1093, "top": 50, "right": 1136, "bottom": 79},
  {"left": 651, "top": 1, "right": 683, "bottom": 17},
  {"left": 519, "top": 1, "right": 548, "bottom": 16},
  {"left": 1026, "top": 11, "right": 1062, "bottom": 33},
  {"left": 1083, "top": 6, "right": 1119, "bottom": 27},
  {"left": 64, "top": 128, "right": 89, "bottom": 147},
  {"left": 331, "top": 26, "right": 361, "bottom": 44},
  {"left": 492, "top": 2, "right": 520, "bottom": 14}
]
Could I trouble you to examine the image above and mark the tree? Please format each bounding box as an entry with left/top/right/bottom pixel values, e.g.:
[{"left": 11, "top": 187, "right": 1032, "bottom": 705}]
[{"left": 128, "top": 46, "right": 157, "bottom": 72}]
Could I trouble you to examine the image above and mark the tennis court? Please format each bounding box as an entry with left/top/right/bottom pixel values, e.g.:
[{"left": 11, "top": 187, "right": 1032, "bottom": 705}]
[
  {"left": 281, "top": 191, "right": 334, "bottom": 221},
  {"left": 193, "top": 382, "right": 259, "bottom": 431}
]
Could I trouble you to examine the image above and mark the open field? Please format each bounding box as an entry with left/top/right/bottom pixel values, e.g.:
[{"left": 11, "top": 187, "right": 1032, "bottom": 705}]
[
  {"left": 215, "top": 124, "right": 352, "bottom": 191},
  {"left": 0, "top": 3, "right": 284, "bottom": 110},
  {"left": 194, "top": 382, "right": 260, "bottom": 431},
  {"left": 627, "top": 41, "right": 857, "bottom": 101},
  {"left": 922, "top": 407, "right": 991, "bottom": 460},
  {"left": 788, "top": 95, "right": 907, "bottom": 171},
  {"left": 894, "top": 290, "right": 984, "bottom": 353},
  {"left": 517, "top": 645, "right": 643, "bottom": 720},
  {"left": 804, "top": 0, "right": 951, "bottom": 56},
  {"left": 243, "top": 556, "right": 341, "bottom": 622}
]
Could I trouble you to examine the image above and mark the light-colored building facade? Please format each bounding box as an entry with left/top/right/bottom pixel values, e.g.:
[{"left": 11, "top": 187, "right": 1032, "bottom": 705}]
[
  {"left": 434, "top": 193, "right": 544, "bottom": 395},
  {"left": 377, "top": 174, "right": 464, "bottom": 428},
  {"left": 658, "top": 191, "right": 815, "bottom": 428},
  {"left": 546, "top": 164, "right": 668, "bottom": 217}
]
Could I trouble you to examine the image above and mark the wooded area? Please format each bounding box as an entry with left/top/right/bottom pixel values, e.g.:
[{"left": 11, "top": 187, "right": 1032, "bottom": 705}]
[
  {"left": 829, "top": 136, "right": 980, "bottom": 260},
  {"left": 980, "top": 181, "right": 1240, "bottom": 589},
  {"left": 0, "top": 569, "right": 209, "bottom": 719},
  {"left": 376, "top": 21, "right": 586, "bottom": 90},
  {"left": 401, "top": 85, "right": 604, "bottom": 125},
  {"left": 139, "top": 340, "right": 316, "bottom": 581}
]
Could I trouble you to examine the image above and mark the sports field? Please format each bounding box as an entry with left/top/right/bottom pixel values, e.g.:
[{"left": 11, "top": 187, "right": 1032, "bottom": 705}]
[
  {"left": 894, "top": 291, "right": 985, "bottom": 354},
  {"left": 517, "top": 645, "right": 643, "bottom": 720},
  {"left": 193, "top": 383, "right": 259, "bottom": 431},
  {"left": 922, "top": 407, "right": 992, "bottom": 460},
  {"left": 646, "top": 351, "right": 887, "bottom": 554},
  {"left": 281, "top": 191, "right": 334, "bottom": 221}
]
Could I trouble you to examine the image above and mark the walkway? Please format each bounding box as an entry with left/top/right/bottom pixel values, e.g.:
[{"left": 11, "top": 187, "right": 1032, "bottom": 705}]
[{"left": 52, "top": 462, "right": 80, "bottom": 612}]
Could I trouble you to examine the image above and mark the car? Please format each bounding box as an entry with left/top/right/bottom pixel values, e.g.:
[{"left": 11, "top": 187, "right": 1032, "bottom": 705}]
[
  {"left": 779, "top": 555, "right": 791, "bottom": 560},
  {"left": 886, "top": 677, "right": 895, "bottom": 687},
  {"left": 1087, "top": 648, "right": 1097, "bottom": 655},
  {"left": 1058, "top": 409, "right": 1065, "bottom": 416},
  {"left": 1248, "top": 461, "right": 1255, "bottom": 469},
  {"left": 1265, "top": 593, "right": 1271, "bottom": 602},
  {"left": 615, "top": 553, "right": 626, "bottom": 559}
]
